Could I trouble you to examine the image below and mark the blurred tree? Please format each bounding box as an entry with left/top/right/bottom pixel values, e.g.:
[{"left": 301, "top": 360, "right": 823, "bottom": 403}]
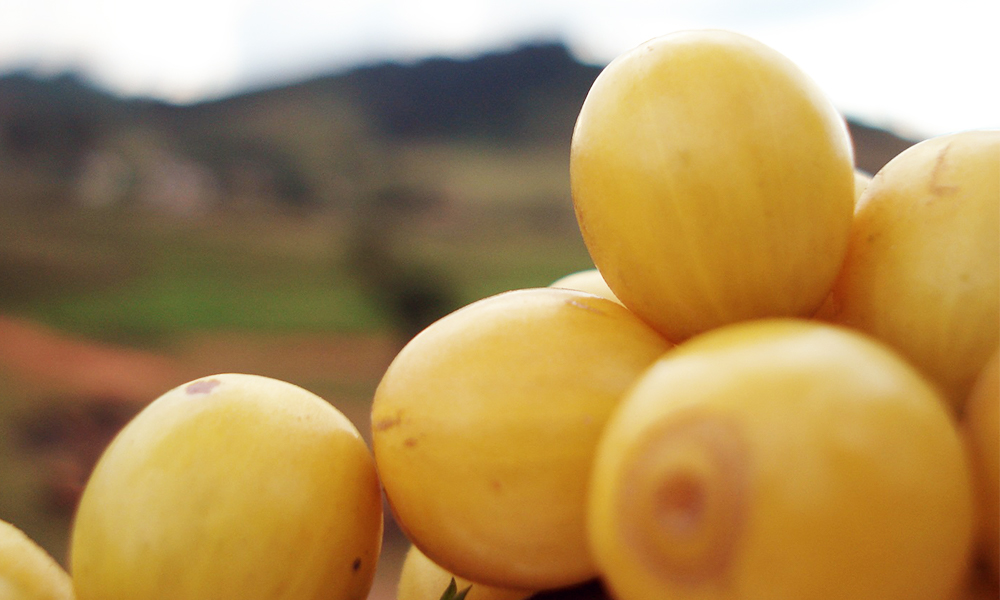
[{"left": 343, "top": 184, "right": 457, "bottom": 341}]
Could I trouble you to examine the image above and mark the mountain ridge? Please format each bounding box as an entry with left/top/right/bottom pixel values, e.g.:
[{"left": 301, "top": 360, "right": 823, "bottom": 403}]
[{"left": 0, "top": 42, "right": 918, "bottom": 211}]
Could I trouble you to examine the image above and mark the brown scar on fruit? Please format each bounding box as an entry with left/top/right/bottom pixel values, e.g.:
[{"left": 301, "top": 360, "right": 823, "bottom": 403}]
[
  {"left": 352, "top": 557, "right": 362, "bottom": 572},
  {"left": 403, "top": 437, "right": 418, "bottom": 447},
  {"left": 185, "top": 379, "right": 221, "bottom": 395},
  {"left": 373, "top": 414, "right": 402, "bottom": 431},
  {"left": 929, "top": 142, "right": 960, "bottom": 196},
  {"left": 621, "top": 414, "right": 749, "bottom": 585}
]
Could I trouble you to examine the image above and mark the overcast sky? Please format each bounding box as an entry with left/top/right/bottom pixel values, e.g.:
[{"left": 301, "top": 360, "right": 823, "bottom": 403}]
[{"left": 1, "top": 0, "right": 997, "bottom": 138}]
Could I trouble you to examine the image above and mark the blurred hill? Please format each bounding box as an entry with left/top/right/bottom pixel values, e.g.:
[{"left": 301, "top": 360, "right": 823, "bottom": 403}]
[
  {"left": 0, "top": 41, "right": 922, "bottom": 343},
  {"left": 0, "top": 41, "right": 916, "bottom": 215}
]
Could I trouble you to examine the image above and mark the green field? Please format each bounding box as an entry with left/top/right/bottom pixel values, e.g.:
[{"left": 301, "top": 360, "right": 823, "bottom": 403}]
[{"left": 0, "top": 197, "right": 593, "bottom": 346}]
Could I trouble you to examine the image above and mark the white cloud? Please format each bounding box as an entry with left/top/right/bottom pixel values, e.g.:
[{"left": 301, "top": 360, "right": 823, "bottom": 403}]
[
  {"left": 561, "top": 0, "right": 998, "bottom": 136},
  {"left": 746, "top": 0, "right": 1000, "bottom": 136},
  {"left": 86, "top": 0, "right": 243, "bottom": 101},
  {"left": 0, "top": 1, "right": 101, "bottom": 72},
  {"left": 0, "top": 0, "right": 995, "bottom": 134},
  {"left": 0, "top": 0, "right": 243, "bottom": 101}
]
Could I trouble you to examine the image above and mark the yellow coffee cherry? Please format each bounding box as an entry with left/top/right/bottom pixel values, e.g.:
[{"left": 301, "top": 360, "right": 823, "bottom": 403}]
[
  {"left": 0, "top": 519, "right": 73, "bottom": 600},
  {"left": 372, "top": 288, "right": 671, "bottom": 590},
  {"left": 549, "top": 269, "right": 621, "bottom": 304},
  {"left": 396, "top": 545, "right": 534, "bottom": 600},
  {"left": 570, "top": 29, "right": 854, "bottom": 342},
  {"left": 70, "top": 374, "right": 383, "bottom": 600},
  {"left": 963, "top": 350, "right": 1000, "bottom": 582},
  {"left": 589, "top": 319, "right": 974, "bottom": 600},
  {"left": 830, "top": 130, "right": 1000, "bottom": 410}
]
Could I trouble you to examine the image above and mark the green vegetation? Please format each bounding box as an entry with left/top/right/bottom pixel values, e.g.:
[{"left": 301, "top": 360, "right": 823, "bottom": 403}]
[{"left": 0, "top": 201, "right": 593, "bottom": 346}]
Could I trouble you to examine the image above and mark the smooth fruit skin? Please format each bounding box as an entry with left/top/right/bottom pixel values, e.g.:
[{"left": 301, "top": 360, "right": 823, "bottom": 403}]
[
  {"left": 570, "top": 29, "right": 855, "bottom": 342},
  {"left": 396, "top": 545, "right": 534, "bottom": 600},
  {"left": 371, "top": 288, "right": 671, "bottom": 591},
  {"left": 548, "top": 269, "right": 622, "bottom": 304},
  {"left": 0, "top": 519, "right": 73, "bottom": 600},
  {"left": 963, "top": 350, "right": 1000, "bottom": 582},
  {"left": 588, "top": 319, "right": 974, "bottom": 600},
  {"left": 69, "top": 373, "right": 383, "bottom": 600},
  {"left": 830, "top": 130, "right": 1000, "bottom": 410}
]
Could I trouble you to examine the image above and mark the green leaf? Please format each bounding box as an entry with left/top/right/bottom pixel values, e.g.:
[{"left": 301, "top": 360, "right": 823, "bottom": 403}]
[{"left": 438, "top": 577, "right": 473, "bottom": 600}]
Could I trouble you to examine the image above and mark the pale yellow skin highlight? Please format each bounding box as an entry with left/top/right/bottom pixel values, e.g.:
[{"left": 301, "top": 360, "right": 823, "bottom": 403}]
[
  {"left": 570, "top": 29, "right": 855, "bottom": 343},
  {"left": 963, "top": 350, "right": 1000, "bottom": 583},
  {"left": 831, "top": 130, "right": 1000, "bottom": 411},
  {"left": 588, "top": 319, "right": 974, "bottom": 600},
  {"left": 70, "top": 373, "right": 384, "bottom": 600},
  {"left": 371, "top": 288, "right": 671, "bottom": 591},
  {"left": 396, "top": 545, "right": 534, "bottom": 600},
  {"left": 549, "top": 269, "right": 622, "bottom": 305},
  {"left": 853, "top": 170, "right": 872, "bottom": 206},
  {"left": 0, "top": 519, "right": 74, "bottom": 600}
]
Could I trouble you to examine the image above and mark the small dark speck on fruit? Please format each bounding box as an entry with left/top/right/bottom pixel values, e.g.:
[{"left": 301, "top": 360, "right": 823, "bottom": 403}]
[
  {"left": 352, "top": 558, "right": 362, "bottom": 572},
  {"left": 186, "top": 379, "right": 221, "bottom": 395}
]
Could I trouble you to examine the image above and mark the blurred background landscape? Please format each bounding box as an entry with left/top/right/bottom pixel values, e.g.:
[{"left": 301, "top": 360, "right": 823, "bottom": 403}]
[{"left": 0, "top": 30, "right": 925, "bottom": 600}]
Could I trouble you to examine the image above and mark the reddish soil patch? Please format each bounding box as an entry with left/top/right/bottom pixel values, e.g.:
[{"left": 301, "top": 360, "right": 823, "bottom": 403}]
[
  {"left": 167, "top": 329, "right": 400, "bottom": 393},
  {"left": 0, "top": 315, "right": 195, "bottom": 516},
  {"left": 0, "top": 315, "right": 192, "bottom": 403},
  {"left": 0, "top": 315, "right": 409, "bottom": 598}
]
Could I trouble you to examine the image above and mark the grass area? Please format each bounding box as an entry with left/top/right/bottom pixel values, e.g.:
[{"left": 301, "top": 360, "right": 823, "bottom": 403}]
[
  {"left": 1, "top": 208, "right": 376, "bottom": 344},
  {"left": 0, "top": 201, "right": 594, "bottom": 347},
  {"left": 397, "top": 139, "right": 572, "bottom": 207},
  {"left": 430, "top": 229, "right": 596, "bottom": 306},
  {"left": 20, "top": 276, "right": 382, "bottom": 343}
]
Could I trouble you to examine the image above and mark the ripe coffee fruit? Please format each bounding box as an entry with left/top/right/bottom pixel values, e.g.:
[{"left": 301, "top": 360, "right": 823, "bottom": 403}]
[
  {"left": 0, "top": 518, "right": 73, "bottom": 600},
  {"left": 70, "top": 374, "right": 383, "bottom": 600},
  {"left": 588, "top": 319, "right": 974, "bottom": 600},
  {"left": 371, "top": 288, "right": 671, "bottom": 591},
  {"left": 830, "top": 130, "right": 1000, "bottom": 410},
  {"left": 396, "top": 545, "right": 534, "bottom": 600},
  {"left": 570, "top": 29, "right": 854, "bottom": 342}
]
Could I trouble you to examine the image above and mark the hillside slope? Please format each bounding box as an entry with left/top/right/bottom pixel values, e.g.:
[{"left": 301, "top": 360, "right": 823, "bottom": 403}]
[{"left": 1, "top": 42, "right": 917, "bottom": 213}]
